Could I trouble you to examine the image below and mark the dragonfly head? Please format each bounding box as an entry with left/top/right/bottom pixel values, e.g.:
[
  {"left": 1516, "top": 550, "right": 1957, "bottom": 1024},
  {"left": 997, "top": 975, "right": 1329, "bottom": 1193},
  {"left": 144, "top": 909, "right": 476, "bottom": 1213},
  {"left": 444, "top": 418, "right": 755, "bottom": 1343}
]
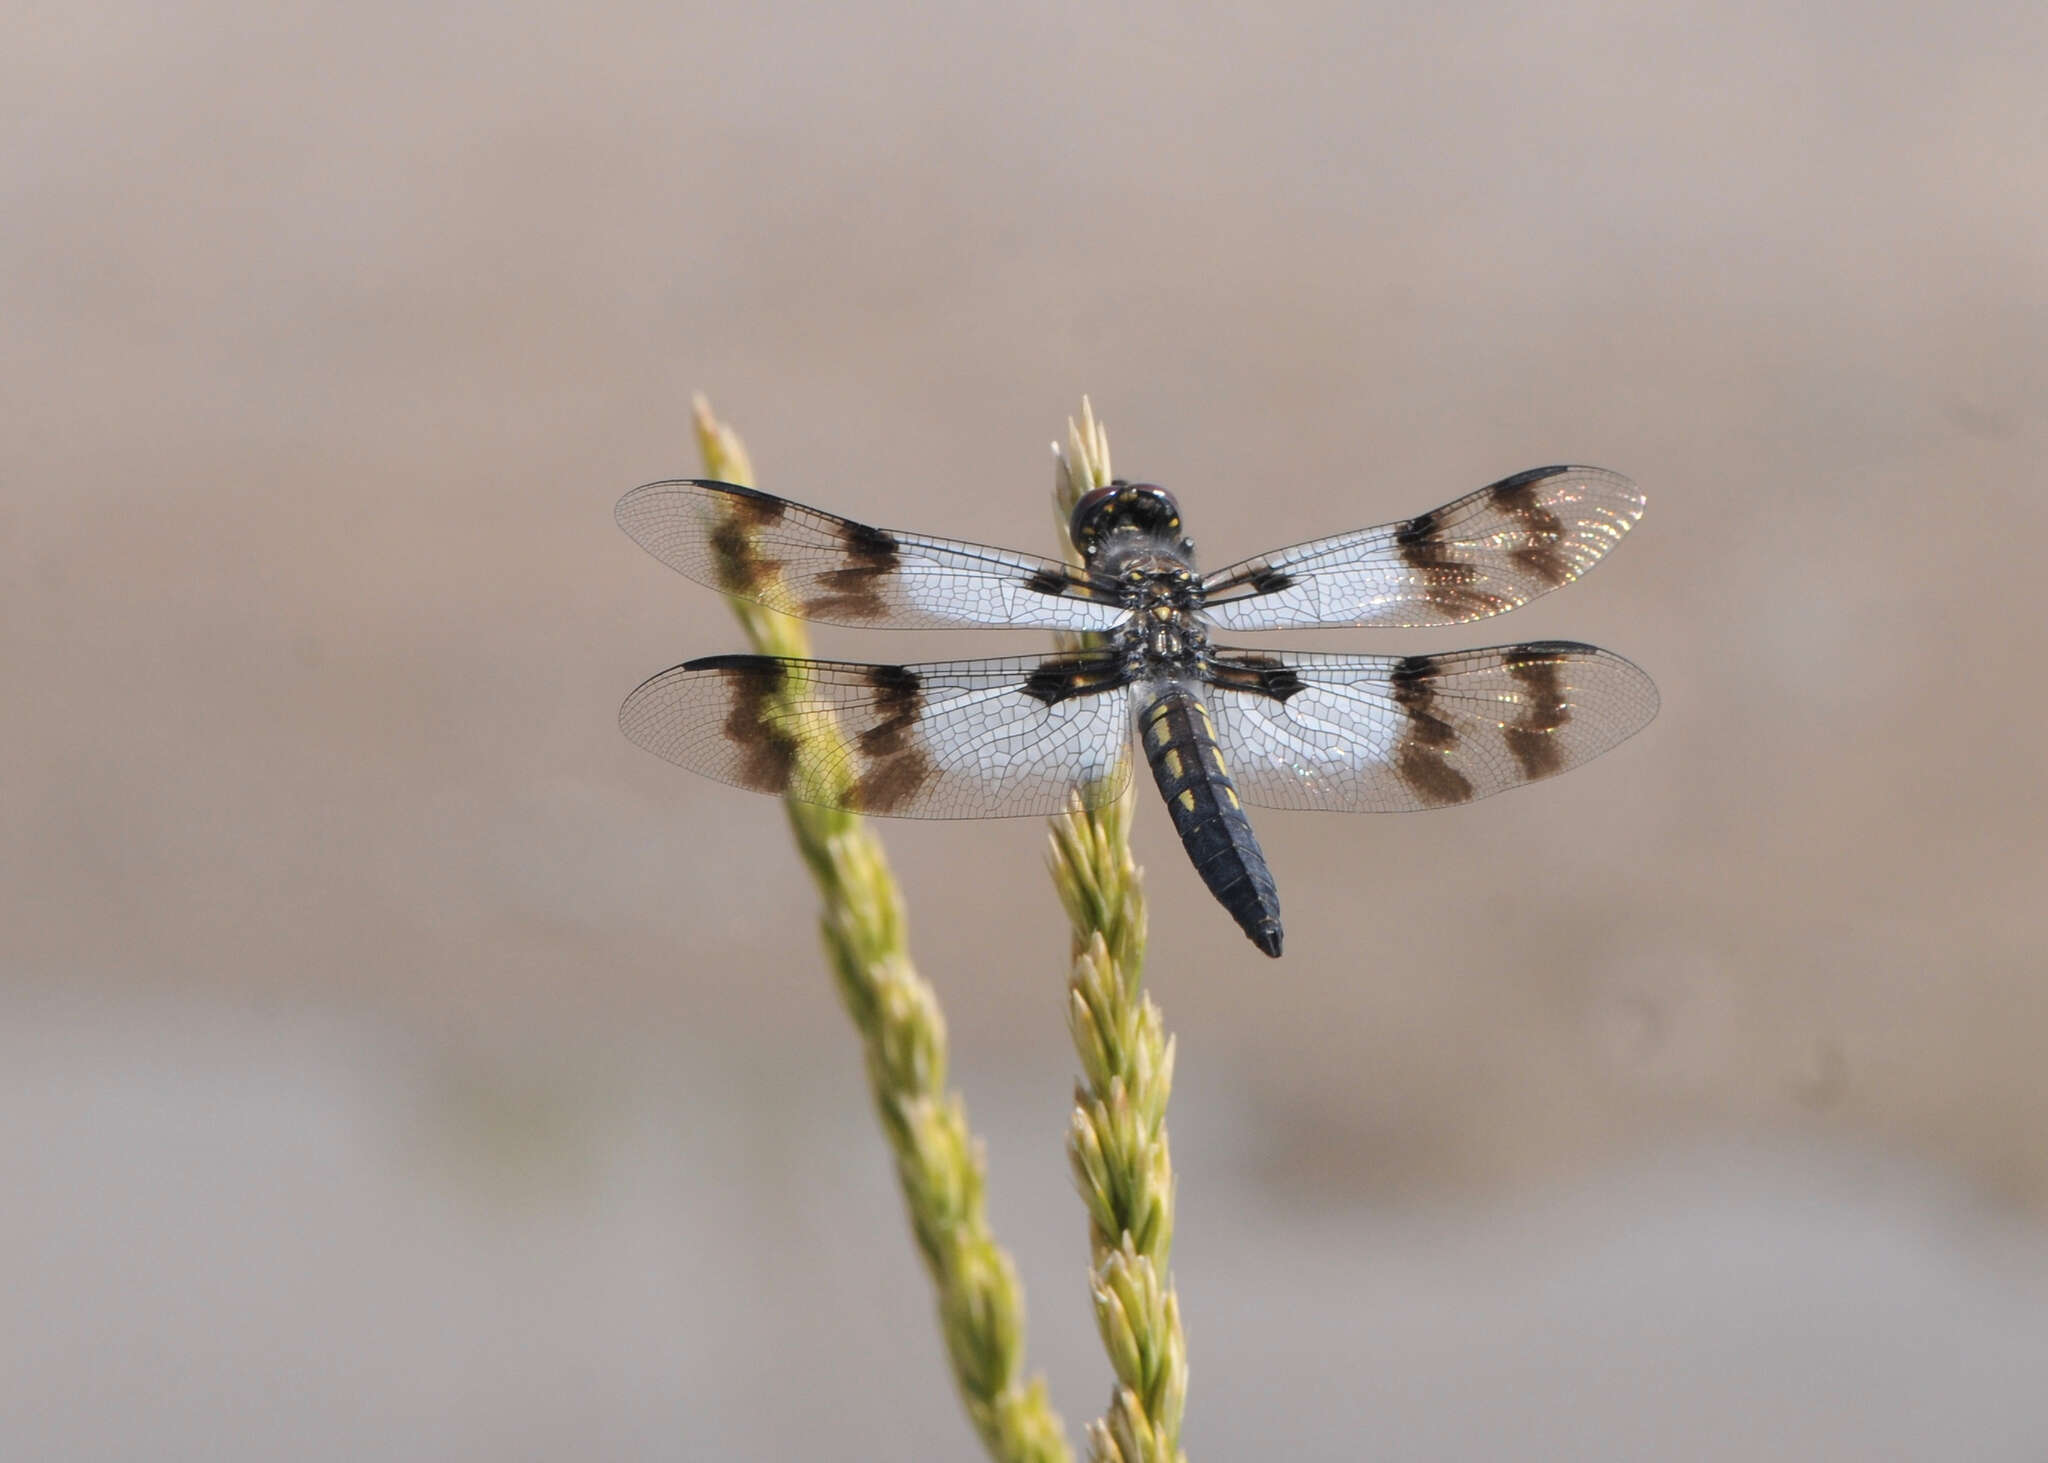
[{"left": 1070, "top": 480, "right": 1184, "bottom": 560}]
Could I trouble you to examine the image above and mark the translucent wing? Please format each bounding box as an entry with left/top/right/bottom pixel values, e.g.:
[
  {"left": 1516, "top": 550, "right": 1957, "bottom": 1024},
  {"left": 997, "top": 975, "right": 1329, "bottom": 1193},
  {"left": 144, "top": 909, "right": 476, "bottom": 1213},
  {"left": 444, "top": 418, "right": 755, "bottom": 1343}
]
[
  {"left": 1201, "top": 467, "right": 1644, "bottom": 631},
  {"left": 617, "top": 479, "right": 1127, "bottom": 631},
  {"left": 621, "top": 652, "right": 1135, "bottom": 819},
  {"left": 1199, "top": 641, "right": 1657, "bottom": 812}
]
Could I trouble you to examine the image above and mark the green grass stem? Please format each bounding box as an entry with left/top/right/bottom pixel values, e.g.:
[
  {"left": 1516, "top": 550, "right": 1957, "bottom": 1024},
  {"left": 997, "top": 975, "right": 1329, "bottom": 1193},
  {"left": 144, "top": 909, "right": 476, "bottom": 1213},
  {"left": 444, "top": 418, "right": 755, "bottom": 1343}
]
[
  {"left": 1046, "top": 402, "right": 1190, "bottom": 1463},
  {"left": 692, "top": 396, "right": 1072, "bottom": 1463}
]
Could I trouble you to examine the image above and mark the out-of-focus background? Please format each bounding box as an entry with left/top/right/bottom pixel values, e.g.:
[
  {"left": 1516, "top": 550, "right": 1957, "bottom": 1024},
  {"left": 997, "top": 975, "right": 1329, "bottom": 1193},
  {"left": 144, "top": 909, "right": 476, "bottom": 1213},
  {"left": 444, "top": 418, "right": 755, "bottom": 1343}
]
[{"left": 7, "top": 1, "right": 2048, "bottom": 1457}]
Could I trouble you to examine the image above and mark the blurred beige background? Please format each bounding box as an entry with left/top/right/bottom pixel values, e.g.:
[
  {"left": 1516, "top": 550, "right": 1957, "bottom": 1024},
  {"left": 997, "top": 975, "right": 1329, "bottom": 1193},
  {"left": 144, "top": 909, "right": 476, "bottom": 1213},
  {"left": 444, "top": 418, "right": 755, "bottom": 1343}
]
[{"left": 7, "top": 0, "right": 2048, "bottom": 1457}]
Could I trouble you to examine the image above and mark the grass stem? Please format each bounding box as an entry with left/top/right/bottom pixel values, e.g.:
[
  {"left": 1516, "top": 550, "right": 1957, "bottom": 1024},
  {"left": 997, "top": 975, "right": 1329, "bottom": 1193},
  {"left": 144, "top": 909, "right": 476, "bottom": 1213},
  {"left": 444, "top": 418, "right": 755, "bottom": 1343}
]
[{"left": 692, "top": 396, "right": 1073, "bottom": 1463}]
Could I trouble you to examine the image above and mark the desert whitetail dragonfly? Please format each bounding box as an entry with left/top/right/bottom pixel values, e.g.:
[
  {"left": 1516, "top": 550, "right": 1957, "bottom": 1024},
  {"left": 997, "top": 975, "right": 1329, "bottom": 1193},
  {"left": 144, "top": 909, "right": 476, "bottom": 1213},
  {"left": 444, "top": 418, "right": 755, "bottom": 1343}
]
[{"left": 617, "top": 468, "right": 1656, "bottom": 957}]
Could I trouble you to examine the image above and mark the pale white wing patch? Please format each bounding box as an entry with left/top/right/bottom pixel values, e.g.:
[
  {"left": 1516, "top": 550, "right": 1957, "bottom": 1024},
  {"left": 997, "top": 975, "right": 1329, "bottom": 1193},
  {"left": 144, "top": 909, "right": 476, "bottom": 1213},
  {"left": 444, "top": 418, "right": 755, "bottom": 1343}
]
[
  {"left": 616, "top": 479, "right": 1127, "bottom": 631},
  {"left": 621, "top": 653, "right": 1134, "bottom": 818},
  {"left": 1201, "top": 642, "right": 1659, "bottom": 812},
  {"left": 1202, "top": 467, "right": 1645, "bottom": 631}
]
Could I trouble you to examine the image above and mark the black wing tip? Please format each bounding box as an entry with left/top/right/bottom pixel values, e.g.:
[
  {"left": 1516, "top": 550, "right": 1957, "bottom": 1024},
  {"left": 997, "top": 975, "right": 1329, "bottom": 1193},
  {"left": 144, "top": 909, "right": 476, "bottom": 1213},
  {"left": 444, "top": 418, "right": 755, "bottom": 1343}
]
[
  {"left": 1485, "top": 464, "right": 1644, "bottom": 506},
  {"left": 678, "top": 653, "right": 778, "bottom": 672},
  {"left": 619, "top": 655, "right": 778, "bottom": 732},
  {"left": 1503, "top": 640, "right": 1660, "bottom": 718},
  {"left": 1493, "top": 463, "right": 1630, "bottom": 482},
  {"left": 1505, "top": 639, "right": 1602, "bottom": 659},
  {"left": 1498, "top": 464, "right": 1575, "bottom": 487},
  {"left": 624, "top": 475, "right": 757, "bottom": 493},
  {"left": 616, "top": 477, "right": 767, "bottom": 517}
]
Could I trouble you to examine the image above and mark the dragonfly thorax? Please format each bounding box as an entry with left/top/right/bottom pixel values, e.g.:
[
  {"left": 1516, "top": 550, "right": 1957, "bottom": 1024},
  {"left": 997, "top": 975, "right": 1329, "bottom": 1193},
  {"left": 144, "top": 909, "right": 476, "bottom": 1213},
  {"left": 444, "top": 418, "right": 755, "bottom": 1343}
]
[
  {"left": 1108, "top": 548, "right": 1206, "bottom": 658},
  {"left": 1097, "top": 553, "right": 1209, "bottom": 670},
  {"left": 1124, "top": 605, "right": 1207, "bottom": 667},
  {"left": 1083, "top": 511, "right": 1208, "bottom": 670},
  {"left": 1106, "top": 552, "right": 1200, "bottom": 607}
]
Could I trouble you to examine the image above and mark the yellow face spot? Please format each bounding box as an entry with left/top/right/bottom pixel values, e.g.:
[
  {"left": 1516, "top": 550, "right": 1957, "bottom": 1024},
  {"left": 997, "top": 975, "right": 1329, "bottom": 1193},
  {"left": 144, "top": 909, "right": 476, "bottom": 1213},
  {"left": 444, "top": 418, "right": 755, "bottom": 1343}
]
[{"left": 1176, "top": 789, "right": 1197, "bottom": 813}]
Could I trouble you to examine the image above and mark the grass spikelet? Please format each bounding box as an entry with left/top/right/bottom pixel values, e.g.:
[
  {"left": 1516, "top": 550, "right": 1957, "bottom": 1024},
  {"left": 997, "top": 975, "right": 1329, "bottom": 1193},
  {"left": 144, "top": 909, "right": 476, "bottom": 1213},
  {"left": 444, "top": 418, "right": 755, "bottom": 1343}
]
[
  {"left": 691, "top": 396, "right": 1072, "bottom": 1463},
  {"left": 1046, "top": 400, "right": 1190, "bottom": 1463}
]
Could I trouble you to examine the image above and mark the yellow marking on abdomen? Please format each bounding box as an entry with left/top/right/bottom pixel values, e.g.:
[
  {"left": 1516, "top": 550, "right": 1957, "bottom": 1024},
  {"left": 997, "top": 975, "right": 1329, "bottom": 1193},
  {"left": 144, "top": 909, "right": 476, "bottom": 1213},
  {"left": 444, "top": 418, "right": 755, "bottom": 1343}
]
[
  {"left": 1161, "top": 748, "right": 1184, "bottom": 779},
  {"left": 1176, "top": 789, "right": 1197, "bottom": 812},
  {"left": 1222, "top": 786, "right": 1240, "bottom": 809}
]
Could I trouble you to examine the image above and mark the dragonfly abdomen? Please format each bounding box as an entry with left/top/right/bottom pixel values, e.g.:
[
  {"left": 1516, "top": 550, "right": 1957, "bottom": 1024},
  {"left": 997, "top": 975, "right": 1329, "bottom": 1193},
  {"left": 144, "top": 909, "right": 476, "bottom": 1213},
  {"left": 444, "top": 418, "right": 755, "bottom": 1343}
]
[{"left": 1139, "top": 687, "right": 1284, "bottom": 957}]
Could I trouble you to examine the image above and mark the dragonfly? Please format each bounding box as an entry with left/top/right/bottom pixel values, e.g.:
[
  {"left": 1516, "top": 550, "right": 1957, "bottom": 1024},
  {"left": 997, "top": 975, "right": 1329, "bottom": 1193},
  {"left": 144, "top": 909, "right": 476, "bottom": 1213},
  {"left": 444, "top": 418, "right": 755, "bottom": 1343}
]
[{"left": 616, "top": 467, "right": 1657, "bottom": 957}]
